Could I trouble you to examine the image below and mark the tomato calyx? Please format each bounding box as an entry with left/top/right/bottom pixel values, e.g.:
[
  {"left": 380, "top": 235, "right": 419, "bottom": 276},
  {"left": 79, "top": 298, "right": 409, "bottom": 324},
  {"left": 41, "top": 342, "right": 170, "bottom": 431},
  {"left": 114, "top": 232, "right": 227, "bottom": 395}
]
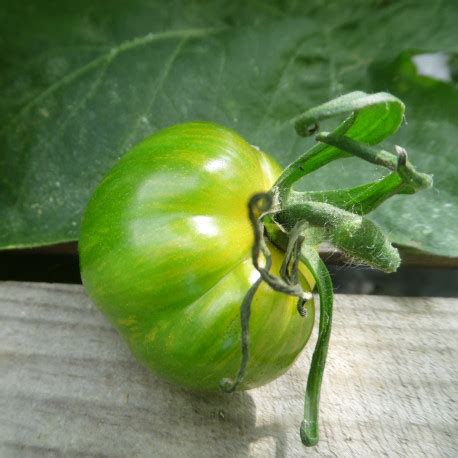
[
  {"left": 220, "top": 193, "right": 312, "bottom": 394},
  {"left": 221, "top": 91, "right": 433, "bottom": 447}
]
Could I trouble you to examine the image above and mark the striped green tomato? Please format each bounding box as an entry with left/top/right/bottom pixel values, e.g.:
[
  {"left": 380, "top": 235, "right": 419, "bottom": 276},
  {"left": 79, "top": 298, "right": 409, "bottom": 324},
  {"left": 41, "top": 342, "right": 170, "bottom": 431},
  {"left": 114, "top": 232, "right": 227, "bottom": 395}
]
[{"left": 79, "top": 122, "right": 314, "bottom": 391}]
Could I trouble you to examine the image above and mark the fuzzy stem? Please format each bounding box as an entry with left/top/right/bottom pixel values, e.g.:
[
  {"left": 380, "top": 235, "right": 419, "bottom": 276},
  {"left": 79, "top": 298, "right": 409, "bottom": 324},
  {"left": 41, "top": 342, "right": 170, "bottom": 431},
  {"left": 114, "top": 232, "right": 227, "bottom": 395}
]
[
  {"left": 220, "top": 194, "right": 311, "bottom": 393},
  {"left": 284, "top": 177, "right": 404, "bottom": 216},
  {"left": 315, "top": 132, "right": 432, "bottom": 195},
  {"left": 316, "top": 132, "right": 398, "bottom": 169},
  {"left": 219, "top": 276, "right": 263, "bottom": 393},
  {"left": 275, "top": 91, "right": 405, "bottom": 196},
  {"left": 298, "top": 245, "right": 333, "bottom": 446},
  {"left": 234, "top": 91, "right": 432, "bottom": 448},
  {"left": 274, "top": 200, "right": 400, "bottom": 273},
  {"left": 274, "top": 142, "right": 346, "bottom": 194}
]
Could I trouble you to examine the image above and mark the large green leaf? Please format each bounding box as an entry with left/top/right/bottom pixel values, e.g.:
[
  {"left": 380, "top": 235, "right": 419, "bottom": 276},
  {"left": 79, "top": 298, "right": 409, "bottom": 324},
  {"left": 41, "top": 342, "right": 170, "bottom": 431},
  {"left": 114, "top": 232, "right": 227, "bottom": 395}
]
[{"left": 1, "top": 0, "right": 457, "bottom": 255}]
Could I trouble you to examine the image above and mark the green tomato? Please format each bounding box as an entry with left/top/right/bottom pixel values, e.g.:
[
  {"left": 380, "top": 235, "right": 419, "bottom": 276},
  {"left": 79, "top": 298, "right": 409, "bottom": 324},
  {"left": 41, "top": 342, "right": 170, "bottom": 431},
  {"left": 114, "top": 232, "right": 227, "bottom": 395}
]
[{"left": 80, "top": 122, "right": 314, "bottom": 391}]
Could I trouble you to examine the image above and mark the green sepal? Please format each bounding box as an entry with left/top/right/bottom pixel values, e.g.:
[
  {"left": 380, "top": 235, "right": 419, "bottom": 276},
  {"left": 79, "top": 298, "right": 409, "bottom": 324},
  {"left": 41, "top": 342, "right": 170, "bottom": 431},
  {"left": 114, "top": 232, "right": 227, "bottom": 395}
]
[
  {"left": 276, "top": 91, "right": 406, "bottom": 192},
  {"left": 275, "top": 200, "right": 400, "bottom": 273}
]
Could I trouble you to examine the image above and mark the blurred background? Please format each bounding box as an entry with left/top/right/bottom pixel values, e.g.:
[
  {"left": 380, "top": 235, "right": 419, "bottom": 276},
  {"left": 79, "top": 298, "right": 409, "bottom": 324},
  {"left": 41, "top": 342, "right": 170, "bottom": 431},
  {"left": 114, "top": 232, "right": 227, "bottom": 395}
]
[{"left": 1, "top": 0, "right": 457, "bottom": 296}]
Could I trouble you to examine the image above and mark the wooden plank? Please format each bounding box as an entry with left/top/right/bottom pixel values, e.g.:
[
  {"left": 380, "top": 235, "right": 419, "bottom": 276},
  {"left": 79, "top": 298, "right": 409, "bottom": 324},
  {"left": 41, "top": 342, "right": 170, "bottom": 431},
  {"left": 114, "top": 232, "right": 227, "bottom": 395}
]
[{"left": 0, "top": 282, "right": 456, "bottom": 457}]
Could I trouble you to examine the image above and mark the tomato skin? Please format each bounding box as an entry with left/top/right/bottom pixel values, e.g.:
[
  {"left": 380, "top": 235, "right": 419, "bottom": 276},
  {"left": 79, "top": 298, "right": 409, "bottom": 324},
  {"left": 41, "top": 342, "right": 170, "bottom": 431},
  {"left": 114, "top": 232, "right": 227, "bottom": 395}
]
[{"left": 80, "top": 122, "right": 314, "bottom": 391}]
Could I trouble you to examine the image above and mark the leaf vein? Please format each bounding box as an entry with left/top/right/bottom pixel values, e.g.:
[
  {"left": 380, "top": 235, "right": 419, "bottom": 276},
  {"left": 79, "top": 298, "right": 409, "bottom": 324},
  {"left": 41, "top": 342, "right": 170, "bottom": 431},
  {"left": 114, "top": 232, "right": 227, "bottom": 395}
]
[
  {"left": 117, "top": 37, "right": 189, "bottom": 152},
  {"left": 0, "top": 26, "right": 227, "bottom": 137}
]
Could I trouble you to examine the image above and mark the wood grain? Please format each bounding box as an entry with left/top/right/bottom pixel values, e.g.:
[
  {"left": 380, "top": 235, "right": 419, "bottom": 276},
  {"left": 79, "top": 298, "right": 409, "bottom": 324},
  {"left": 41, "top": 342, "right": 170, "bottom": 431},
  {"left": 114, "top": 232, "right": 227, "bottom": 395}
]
[{"left": 1, "top": 282, "right": 457, "bottom": 457}]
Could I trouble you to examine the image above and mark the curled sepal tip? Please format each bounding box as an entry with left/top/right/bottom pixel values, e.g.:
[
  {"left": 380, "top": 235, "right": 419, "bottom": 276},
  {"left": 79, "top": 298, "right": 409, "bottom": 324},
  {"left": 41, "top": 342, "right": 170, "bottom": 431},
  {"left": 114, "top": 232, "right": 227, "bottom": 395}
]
[
  {"left": 294, "top": 91, "right": 404, "bottom": 141},
  {"left": 300, "top": 419, "right": 318, "bottom": 447},
  {"left": 298, "top": 245, "right": 333, "bottom": 448},
  {"left": 220, "top": 193, "right": 314, "bottom": 394},
  {"left": 275, "top": 91, "right": 411, "bottom": 194},
  {"left": 219, "top": 378, "right": 235, "bottom": 393}
]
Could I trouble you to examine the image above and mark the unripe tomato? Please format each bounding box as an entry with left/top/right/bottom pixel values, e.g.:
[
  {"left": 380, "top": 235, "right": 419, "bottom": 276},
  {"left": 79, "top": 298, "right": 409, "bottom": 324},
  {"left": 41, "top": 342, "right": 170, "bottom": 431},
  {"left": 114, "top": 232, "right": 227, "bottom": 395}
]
[{"left": 80, "top": 122, "right": 315, "bottom": 391}]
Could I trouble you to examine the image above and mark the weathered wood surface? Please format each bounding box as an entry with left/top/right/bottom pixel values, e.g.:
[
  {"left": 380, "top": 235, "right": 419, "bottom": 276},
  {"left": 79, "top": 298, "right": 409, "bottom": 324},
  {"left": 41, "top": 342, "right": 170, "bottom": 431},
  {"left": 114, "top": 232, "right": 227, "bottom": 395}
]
[{"left": 1, "top": 282, "right": 457, "bottom": 457}]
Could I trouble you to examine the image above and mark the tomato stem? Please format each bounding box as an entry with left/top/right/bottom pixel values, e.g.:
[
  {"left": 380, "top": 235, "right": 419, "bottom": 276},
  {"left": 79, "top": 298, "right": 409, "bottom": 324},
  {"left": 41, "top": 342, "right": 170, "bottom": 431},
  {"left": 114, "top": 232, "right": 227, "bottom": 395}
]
[
  {"left": 220, "top": 194, "right": 312, "bottom": 392},
  {"left": 274, "top": 201, "right": 401, "bottom": 273},
  {"left": 228, "top": 92, "right": 432, "bottom": 447},
  {"left": 264, "top": 91, "right": 432, "bottom": 446},
  {"left": 219, "top": 276, "right": 263, "bottom": 393},
  {"left": 274, "top": 91, "right": 431, "bottom": 200},
  {"left": 298, "top": 245, "right": 333, "bottom": 447},
  {"left": 269, "top": 90, "right": 432, "bottom": 271},
  {"left": 247, "top": 194, "right": 313, "bottom": 306}
]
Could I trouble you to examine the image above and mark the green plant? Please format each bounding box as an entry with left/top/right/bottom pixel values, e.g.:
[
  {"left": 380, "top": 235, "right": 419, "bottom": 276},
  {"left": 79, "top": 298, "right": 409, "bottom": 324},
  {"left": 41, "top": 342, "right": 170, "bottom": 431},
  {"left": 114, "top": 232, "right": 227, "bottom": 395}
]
[
  {"left": 2, "top": 1, "right": 457, "bottom": 255},
  {"left": 79, "top": 92, "right": 431, "bottom": 446}
]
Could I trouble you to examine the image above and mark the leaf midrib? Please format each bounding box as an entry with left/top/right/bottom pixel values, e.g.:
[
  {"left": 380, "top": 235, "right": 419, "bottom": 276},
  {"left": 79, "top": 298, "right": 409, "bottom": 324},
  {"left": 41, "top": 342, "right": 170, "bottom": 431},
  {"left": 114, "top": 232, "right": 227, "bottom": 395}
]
[{"left": 0, "top": 26, "right": 228, "bottom": 138}]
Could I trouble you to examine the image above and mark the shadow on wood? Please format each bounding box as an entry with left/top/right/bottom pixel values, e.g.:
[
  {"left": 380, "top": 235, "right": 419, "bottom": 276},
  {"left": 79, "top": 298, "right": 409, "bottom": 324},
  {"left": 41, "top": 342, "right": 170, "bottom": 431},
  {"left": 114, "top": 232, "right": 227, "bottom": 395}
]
[{"left": 1, "top": 282, "right": 457, "bottom": 457}]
